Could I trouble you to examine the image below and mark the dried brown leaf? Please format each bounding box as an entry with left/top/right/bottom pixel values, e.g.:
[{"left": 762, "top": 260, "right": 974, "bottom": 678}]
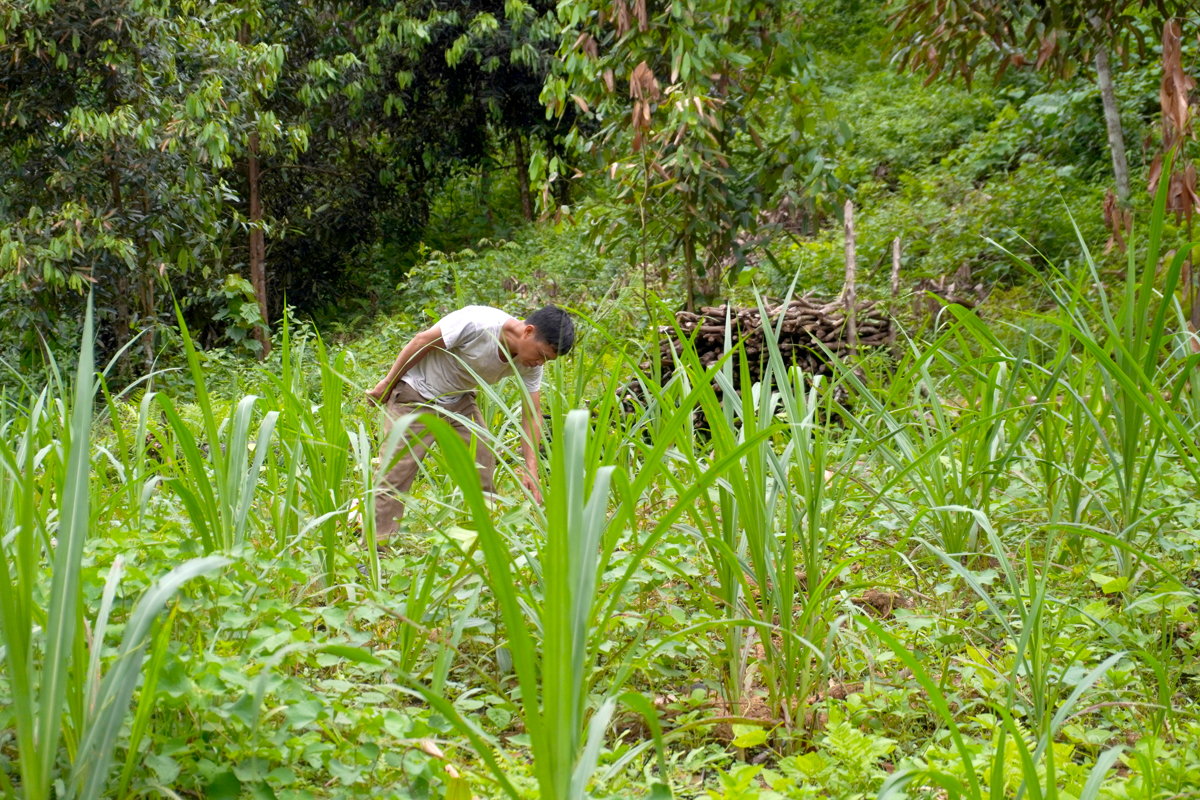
[
  {"left": 1103, "top": 189, "right": 1118, "bottom": 228},
  {"left": 748, "top": 125, "right": 763, "bottom": 150},
  {"left": 1160, "top": 19, "right": 1196, "bottom": 147},
  {"left": 1184, "top": 163, "right": 1199, "bottom": 227},
  {"left": 994, "top": 57, "right": 1010, "bottom": 83},
  {"left": 613, "top": 0, "right": 631, "bottom": 36},
  {"left": 628, "top": 61, "right": 659, "bottom": 102},
  {"left": 1035, "top": 30, "right": 1057, "bottom": 71},
  {"left": 1167, "top": 171, "right": 1187, "bottom": 223},
  {"left": 922, "top": 53, "right": 942, "bottom": 87},
  {"left": 419, "top": 739, "right": 445, "bottom": 759},
  {"left": 633, "top": 0, "right": 648, "bottom": 32},
  {"left": 1148, "top": 152, "right": 1164, "bottom": 196}
]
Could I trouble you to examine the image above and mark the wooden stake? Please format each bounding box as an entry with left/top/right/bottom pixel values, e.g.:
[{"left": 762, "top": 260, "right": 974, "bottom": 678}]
[
  {"left": 891, "top": 237, "right": 901, "bottom": 298},
  {"left": 843, "top": 200, "right": 857, "bottom": 355},
  {"left": 889, "top": 236, "right": 901, "bottom": 344}
]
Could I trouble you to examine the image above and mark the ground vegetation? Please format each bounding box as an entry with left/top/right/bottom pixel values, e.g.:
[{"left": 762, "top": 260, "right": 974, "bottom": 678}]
[{"left": 3, "top": 1, "right": 1200, "bottom": 799}]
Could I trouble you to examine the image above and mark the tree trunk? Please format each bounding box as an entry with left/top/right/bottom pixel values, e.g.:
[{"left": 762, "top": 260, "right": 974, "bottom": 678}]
[
  {"left": 240, "top": 22, "right": 269, "bottom": 360},
  {"left": 480, "top": 166, "right": 494, "bottom": 229},
  {"left": 248, "top": 130, "right": 271, "bottom": 359},
  {"left": 114, "top": 269, "right": 131, "bottom": 369},
  {"left": 139, "top": 189, "right": 156, "bottom": 369},
  {"left": 549, "top": 141, "right": 571, "bottom": 206},
  {"left": 683, "top": 234, "right": 697, "bottom": 312},
  {"left": 102, "top": 68, "right": 133, "bottom": 376},
  {"left": 108, "top": 164, "right": 133, "bottom": 375},
  {"left": 139, "top": 270, "right": 156, "bottom": 367},
  {"left": 1095, "top": 45, "right": 1131, "bottom": 203},
  {"left": 513, "top": 132, "right": 534, "bottom": 222}
]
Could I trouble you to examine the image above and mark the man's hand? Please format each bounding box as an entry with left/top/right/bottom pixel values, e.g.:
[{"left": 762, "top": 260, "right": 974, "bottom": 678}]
[
  {"left": 519, "top": 390, "right": 544, "bottom": 504},
  {"left": 520, "top": 466, "right": 543, "bottom": 504},
  {"left": 365, "top": 384, "right": 388, "bottom": 406},
  {"left": 368, "top": 326, "right": 444, "bottom": 409}
]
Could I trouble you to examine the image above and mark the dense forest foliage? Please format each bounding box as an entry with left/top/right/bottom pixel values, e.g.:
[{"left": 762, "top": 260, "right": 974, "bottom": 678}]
[
  {"left": 5, "top": 0, "right": 1194, "bottom": 374},
  {"left": 4, "top": 1, "right": 1200, "bottom": 800}
]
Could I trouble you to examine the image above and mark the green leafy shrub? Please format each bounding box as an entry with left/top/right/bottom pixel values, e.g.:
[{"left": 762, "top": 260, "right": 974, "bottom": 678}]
[
  {"left": 767, "top": 158, "right": 1110, "bottom": 294},
  {"left": 836, "top": 68, "right": 999, "bottom": 183},
  {"left": 393, "top": 224, "right": 625, "bottom": 325},
  {"left": 211, "top": 275, "right": 269, "bottom": 357}
]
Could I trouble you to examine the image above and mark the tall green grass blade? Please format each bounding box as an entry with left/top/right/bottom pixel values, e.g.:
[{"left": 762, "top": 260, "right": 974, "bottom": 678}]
[
  {"left": 84, "top": 557, "right": 125, "bottom": 726},
  {"left": 0, "top": 405, "right": 41, "bottom": 799},
  {"left": 69, "top": 555, "right": 230, "bottom": 800},
  {"left": 38, "top": 294, "right": 97, "bottom": 800},
  {"left": 350, "top": 423, "right": 380, "bottom": 589},
  {"left": 619, "top": 691, "right": 669, "bottom": 785},
  {"left": 115, "top": 609, "right": 177, "bottom": 800},
  {"left": 569, "top": 696, "right": 617, "bottom": 800},
  {"left": 861, "top": 617, "right": 983, "bottom": 800},
  {"left": 1079, "top": 748, "right": 1124, "bottom": 800},
  {"left": 409, "top": 414, "right": 546, "bottom": 788}
]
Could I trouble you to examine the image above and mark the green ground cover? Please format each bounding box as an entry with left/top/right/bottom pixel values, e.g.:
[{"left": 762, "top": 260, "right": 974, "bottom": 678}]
[
  {"left": 5, "top": 5, "right": 1200, "bottom": 800},
  {"left": 3, "top": 178, "right": 1200, "bottom": 800}
]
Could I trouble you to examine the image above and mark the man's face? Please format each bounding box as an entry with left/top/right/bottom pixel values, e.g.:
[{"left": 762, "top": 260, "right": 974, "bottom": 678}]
[{"left": 515, "top": 325, "right": 558, "bottom": 368}]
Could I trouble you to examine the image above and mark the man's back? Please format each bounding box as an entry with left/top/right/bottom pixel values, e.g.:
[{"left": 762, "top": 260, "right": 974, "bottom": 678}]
[
  {"left": 400, "top": 305, "right": 542, "bottom": 404},
  {"left": 369, "top": 303, "right": 573, "bottom": 535}
]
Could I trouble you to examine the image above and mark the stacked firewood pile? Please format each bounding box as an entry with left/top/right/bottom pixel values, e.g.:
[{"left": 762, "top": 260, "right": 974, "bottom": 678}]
[
  {"left": 913, "top": 272, "right": 987, "bottom": 316},
  {"left": 622, "top": 296, "right": 892, "bottom": 406}
]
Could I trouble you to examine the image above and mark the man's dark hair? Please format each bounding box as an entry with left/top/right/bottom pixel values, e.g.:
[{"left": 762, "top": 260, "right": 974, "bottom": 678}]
[{"left": 526, "top": 305, "right": 575, "bottom": 356}]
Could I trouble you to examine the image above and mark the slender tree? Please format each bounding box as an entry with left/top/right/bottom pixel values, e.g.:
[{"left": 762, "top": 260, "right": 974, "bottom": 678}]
[
  {"left": 884, "top": 0, "right": 1195, "bottom": 203},
  {"left": 1, "top": 0, "right": 584, "bottom": 366},
  {"left": 543, "top": 0, "right": 841, "bottom": 308},
  {"left": 0, "top": 0, "right": 280, "bottom": 366}
]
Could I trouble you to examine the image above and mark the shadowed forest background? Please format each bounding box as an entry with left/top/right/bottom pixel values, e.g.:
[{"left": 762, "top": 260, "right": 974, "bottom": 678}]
[{"left": 4, "top": 0, "right": 1197, "bottom": 374}]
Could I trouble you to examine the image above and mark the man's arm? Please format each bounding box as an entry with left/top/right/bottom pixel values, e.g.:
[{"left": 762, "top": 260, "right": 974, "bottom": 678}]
[
  {"left": 519, "top": 390, "right": 544, "bottom": 504},
  {"left": 366, "top": 325, "right": 444, "bottom": 403}
]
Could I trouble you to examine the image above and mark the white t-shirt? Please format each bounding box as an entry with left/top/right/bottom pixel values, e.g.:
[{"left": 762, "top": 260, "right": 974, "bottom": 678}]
[{"left": 400, "top": 306, "right": 542, "bottom": 405}]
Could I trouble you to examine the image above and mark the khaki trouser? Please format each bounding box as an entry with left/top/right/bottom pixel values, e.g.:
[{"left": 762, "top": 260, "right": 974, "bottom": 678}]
[{"left": 374, "top": 382, "right": 495, "bottom": 539}]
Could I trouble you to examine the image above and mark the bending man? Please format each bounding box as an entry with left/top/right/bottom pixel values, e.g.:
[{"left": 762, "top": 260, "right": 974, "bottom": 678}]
[{"left": 366, "top": 304, "right": 575, "bottom": 539}]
